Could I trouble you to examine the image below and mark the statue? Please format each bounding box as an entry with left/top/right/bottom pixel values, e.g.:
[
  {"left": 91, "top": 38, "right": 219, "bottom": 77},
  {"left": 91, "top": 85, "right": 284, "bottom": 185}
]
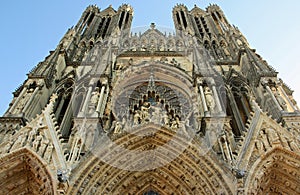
[
  {"left": 271, "top": 87, "right": 287, "bottom": 110},
  {"left": 3, "top": 139, "right": 14, "bottom": 154},
  {"left": 84, "top": 129, "right": 95, "bottom": 150},
  {"left": 162, "top": 111, "right": 169, "bottom": 126},
  {"left": 38, "top": 138, "right": 49, "bottom": 156},
  {"left": 255, "top": 133, "right": 266, "bottom": 154},
  {"left": 151, "top": 105, "right": 162, "bottom": 124},
  {"left": 204, "top": 86, "right": 215, "bottom": 112},
  {"left": 133, "top": 110, "right": 141, "bottom": 125},
  {"left": 27, "top": 128, "right": 36, "bottom": 143},
  {"left": 113, "top": 121, "right": 123, "bottom": 134},
  {"left": 32, "top": 134, "right": 43, "bottom": 152},
  {"left": 89, "top": 88, "right": 100, "bottom": 112},
  {"left": 141, "top": 102, "right": 150, "bottom": 123},
  {"left": 44, "top": 143, "right": 54, "bottom": 162},
  {"left": 286, "top": 137, "right": 299, "bottom": 152},
  {"left": 265, "top": 127, "right": 281, "bottom": 146}
]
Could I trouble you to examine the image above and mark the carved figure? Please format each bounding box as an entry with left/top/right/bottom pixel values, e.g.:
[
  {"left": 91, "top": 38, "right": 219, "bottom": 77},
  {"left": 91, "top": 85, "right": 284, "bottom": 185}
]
[
  {"left": 38, "top": 138, "right": 49, "bottom": 156},
  {"left": 90, "top": 88, "right": 100, "bottom": 107},
  {"left": 204, "top": 86, "right": 215, "bottom": 111},
  {"left": 133, "top": 110, "right": 141, "bottom": 125},
  {"left": 265, "top": 127, "right": 281, "bottom": 146},
  {"left": 44, "top": 143, "right": 54, "bottom": 162},
  {"left": 11, "top": 135, "right": 24, "bottom": 151},
  {"left": 151, "top": 105, "right": 162, "bottom": 124},
  {"left": 27, "top": 128, "right": 36, "bottom": 143},
  {"left": 162, "top": 112, "right": 169, "bottom": 126},
  {"left": 32, "top": 134, "right": 43, "bottom": 152},
  {"left": 272, "top": 87, "right": 287, "bottom": 110},
  {"left": 141, "top": 102, "right": 150, "bottom": 123},
  {"left": 113, "top": 122, "right": 122, "bottom": 134}
]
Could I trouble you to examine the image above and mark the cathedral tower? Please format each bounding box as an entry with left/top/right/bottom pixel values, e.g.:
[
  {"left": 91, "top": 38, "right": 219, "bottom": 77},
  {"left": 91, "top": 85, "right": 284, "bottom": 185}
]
[{"left": 0, "top": 4, "right": 299, "bottom": 194}]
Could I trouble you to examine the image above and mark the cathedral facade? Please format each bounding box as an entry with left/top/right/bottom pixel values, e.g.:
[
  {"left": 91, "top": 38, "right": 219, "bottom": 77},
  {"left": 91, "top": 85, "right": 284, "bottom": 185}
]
[{"left": 0, "top": 4, "right": 300, "bottom": 194}]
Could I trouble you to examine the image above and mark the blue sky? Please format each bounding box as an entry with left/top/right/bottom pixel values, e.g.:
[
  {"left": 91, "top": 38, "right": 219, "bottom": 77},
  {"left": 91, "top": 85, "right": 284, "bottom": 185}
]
[{"left": 0, "top": 1, "right": 299, "bottom": 115}]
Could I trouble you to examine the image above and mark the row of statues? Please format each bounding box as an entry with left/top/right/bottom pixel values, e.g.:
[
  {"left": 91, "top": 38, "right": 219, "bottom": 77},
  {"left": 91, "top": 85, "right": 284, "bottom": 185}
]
[
  {"left": 2, "top": 127, "right": 54, "bottom": 163},
  {"left": 254, "top": 127, "right": 299, "bottom": 154},
  {"left": 132, "top": 102, "right": 180, "bottom": 128},
  {"left": 110, "top": 101, "right": 182, "bottom": 135}
]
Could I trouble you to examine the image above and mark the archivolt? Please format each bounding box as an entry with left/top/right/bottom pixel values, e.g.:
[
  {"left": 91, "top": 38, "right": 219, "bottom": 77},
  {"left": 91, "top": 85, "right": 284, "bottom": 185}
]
[
  {"left": 0, "top": 148, "right": 55, "bottom": 194},
  {"left": 245, "top": 147, "right": 300, "bottom": 194},
  {"left": 68, "top": 125, "right": 234, "bottom": 194}
]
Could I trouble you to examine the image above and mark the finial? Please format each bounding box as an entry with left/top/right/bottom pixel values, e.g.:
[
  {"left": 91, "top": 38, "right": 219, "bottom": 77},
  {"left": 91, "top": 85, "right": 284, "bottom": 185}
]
[{"left": 150, "top": 23, "right": 156, "bottom": 29}]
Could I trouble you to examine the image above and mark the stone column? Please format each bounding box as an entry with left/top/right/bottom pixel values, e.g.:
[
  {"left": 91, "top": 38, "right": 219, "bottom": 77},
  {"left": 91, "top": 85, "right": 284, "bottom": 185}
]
[
  {"left": 199, "top": 85, "right": 208, "bottom": 113},
  {"left": 197, "top": 78, "right": 208, "bottom": 115}
]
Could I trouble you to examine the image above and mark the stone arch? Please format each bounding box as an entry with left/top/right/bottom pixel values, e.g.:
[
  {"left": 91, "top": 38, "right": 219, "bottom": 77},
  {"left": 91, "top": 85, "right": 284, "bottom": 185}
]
[
  {"left": 110, "top": 62, "right": 198, "bottom": 125},
  {"left": 0, "top": 148, "right": 55, "bottom": 194},
  {"left": 54, "top": 78, "right": 74, "bottom": 137},
  {"left": 226, "top": 76, "right": 253, "bottom": 136},
  {"left": 67, "top": 124, "right": 234, "bottom": 194},
  {"left": 245, "top": 147, "right": 300, "bottom": 194}
]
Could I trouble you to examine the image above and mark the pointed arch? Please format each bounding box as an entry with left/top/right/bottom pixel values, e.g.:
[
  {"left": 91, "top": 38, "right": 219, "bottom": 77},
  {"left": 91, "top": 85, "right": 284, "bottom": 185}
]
[
  {"left": 245, "top": 147, "right": 300, "bottom": 194},
  {"left": 67, "top": 124, "right": 234, "bottom": 194},
  {"left": 0, "top": 148, "right": 55, "bottom": 194}
]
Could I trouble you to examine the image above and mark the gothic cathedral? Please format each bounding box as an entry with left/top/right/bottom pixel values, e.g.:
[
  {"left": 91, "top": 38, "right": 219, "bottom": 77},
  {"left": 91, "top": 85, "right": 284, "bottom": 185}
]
[{"left": 0, "top": 4, "right": 299, "bottom": 195}]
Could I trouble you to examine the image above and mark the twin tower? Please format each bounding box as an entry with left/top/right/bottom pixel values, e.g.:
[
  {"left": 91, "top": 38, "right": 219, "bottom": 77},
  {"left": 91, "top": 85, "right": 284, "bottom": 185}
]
[{"left": 0, "top": 4, "right": 299, "bottom": 195}]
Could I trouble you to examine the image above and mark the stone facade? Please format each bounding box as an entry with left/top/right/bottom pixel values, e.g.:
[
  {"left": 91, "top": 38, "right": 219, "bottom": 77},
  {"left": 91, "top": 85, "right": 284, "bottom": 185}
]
[{"left": 0, "top": 4, "right": 299, "bottom": 194}]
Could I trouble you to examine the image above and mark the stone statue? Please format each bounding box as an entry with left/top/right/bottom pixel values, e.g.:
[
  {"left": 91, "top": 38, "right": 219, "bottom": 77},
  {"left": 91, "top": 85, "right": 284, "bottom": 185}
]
[
  {"left": 27, "top": 128, "right": 36, "bottom": 143},
  {"left": 44, "top": 143, "right": 54, "bottom": 162},
  {"left": 84, "top": 129, "right": 95, "bottom": 150},
  {"left": 89, "top": 88, "right": 100, "bottom": 112},
  {"left": 162, "top": 111, "right": 169, "bottom": 126},
  {"left": 272, "top": 87, "right": 287, "bottom": 110},
  {"left": 255, "top": 134, "right": 266, "bottom": 154},
  {"left": 113, "top": 121, "right": 123, "bottom": 134},
  {"left": 32, "top": 134, "right": 43, "bottom": 152},
  {"left": 3, "top": 139, "right": 14, "bottom": 154},
  {"left": 11, "top": 135, "right": 25, "bottom": 151},
  {"left": 204, "top": 86, "right": 215, "bottom": 111},
  {"left": 265, "top": 127, "right": 281, "bottom": 146},
  {"left": 286, "top": 137, "right": 299, "bottom": 152},
  {"left": 133, "top": 110, "right": 141, "bottom": 125},
  {"left": 151, "top": 105, "right": 162, "bottom": 124},
  {"left": 141, "top": 102, "right": 150, "bottom": 123},
  {"left": 38, "top": 138, "right": 49, "bottom": 156},
  {"left": 171, "top": 119, "right": 178, "bottom": 129}
]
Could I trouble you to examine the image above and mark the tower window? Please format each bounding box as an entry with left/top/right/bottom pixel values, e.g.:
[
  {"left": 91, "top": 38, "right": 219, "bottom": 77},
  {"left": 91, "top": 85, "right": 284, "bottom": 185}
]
[
  {"left": 180, "top": 10, "right": 187, "bottom": 29},
  {"left": 119, "top": 11, "right": 125, "bottom": 28},
  {"left": 176, "top": 12, "right": 181, "bottom": 28},
  {"left": 102, "top": 17, "right": 111, "bottom": 39},
  {"left": 87, "top": 13, "right": 95, "bottom": 26}
]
